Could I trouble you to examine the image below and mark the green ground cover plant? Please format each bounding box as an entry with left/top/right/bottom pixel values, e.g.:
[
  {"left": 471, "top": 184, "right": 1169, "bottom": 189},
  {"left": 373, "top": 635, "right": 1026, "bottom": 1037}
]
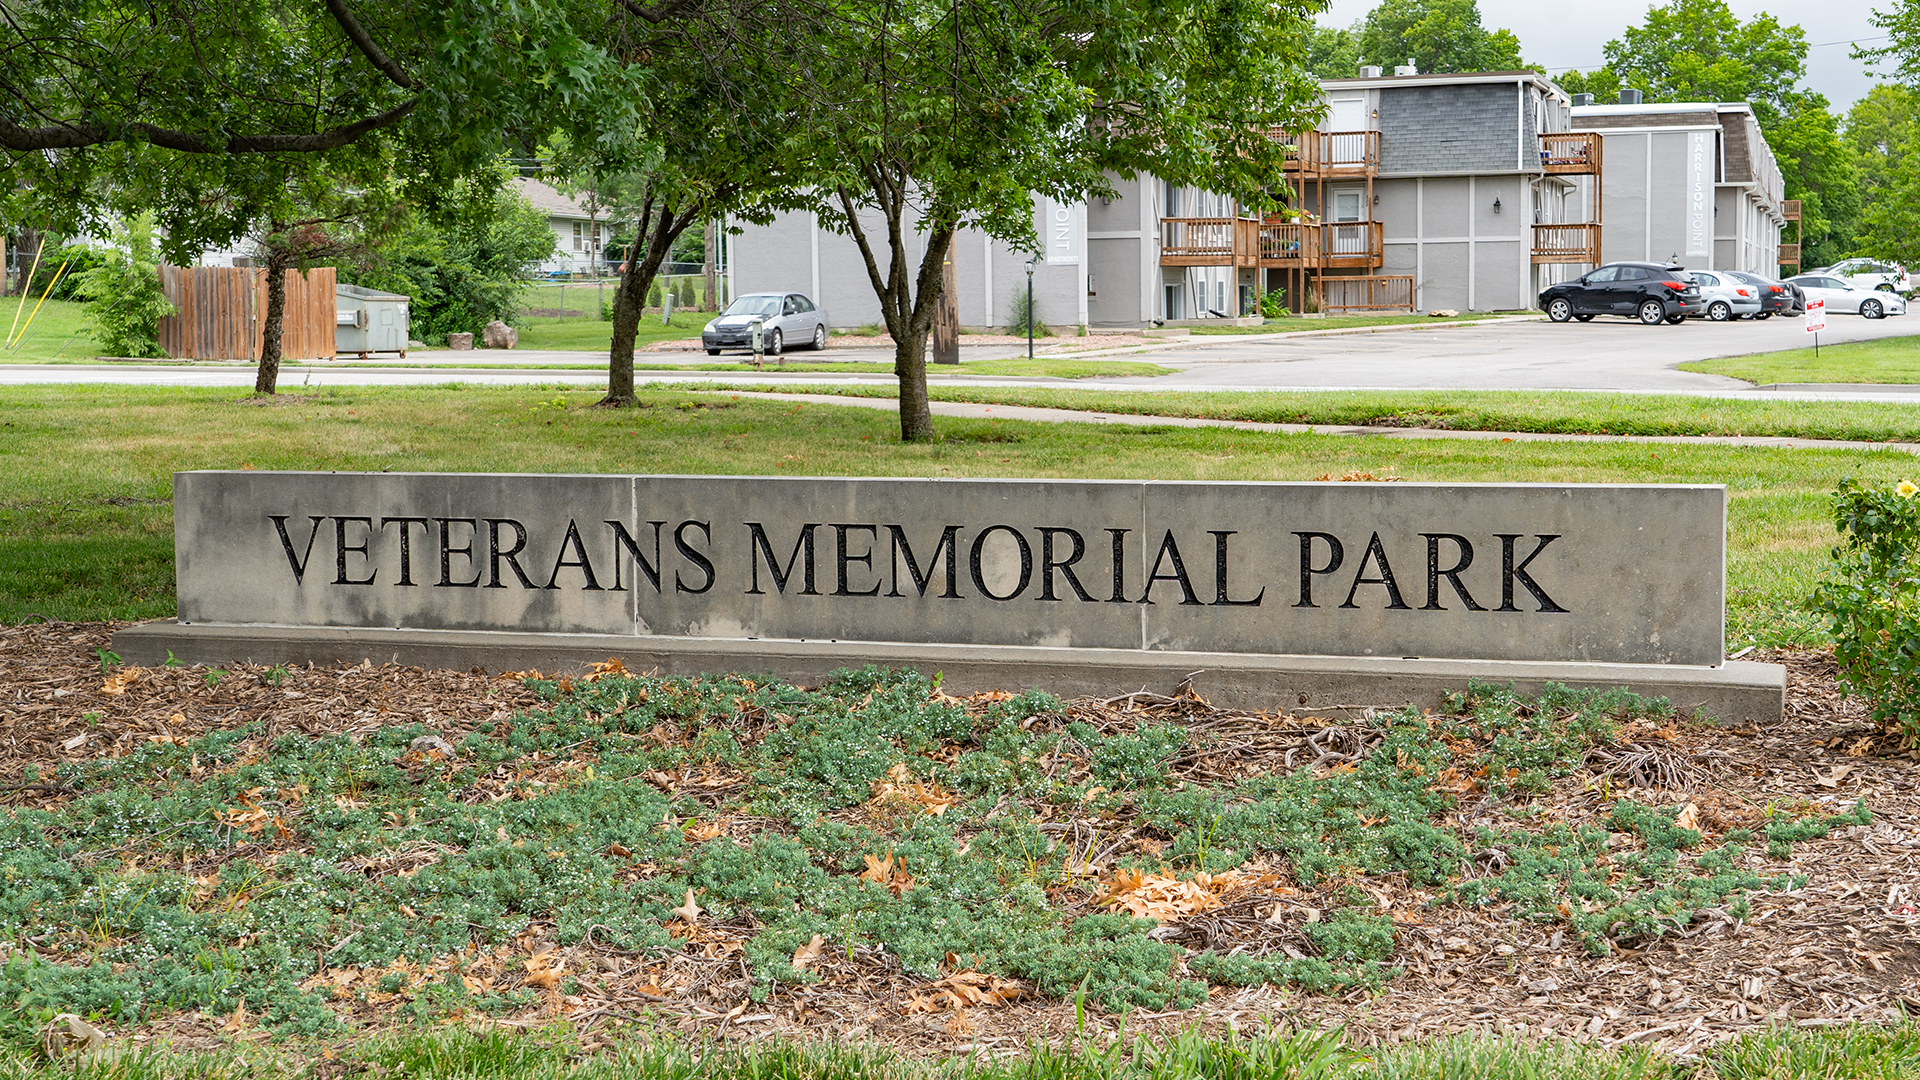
[
  {"left": 1811, "top": 477, "right": 1920, "bottom": 741},
  {"left": 1680, "top": 334, "right": 1920, "bottom": 385},
  {"left": 0, "top": 671, "right": 1861, "bottom": 1034},
  {"left": 0, "top": 385, "right": 1911, "bottom": 645}
]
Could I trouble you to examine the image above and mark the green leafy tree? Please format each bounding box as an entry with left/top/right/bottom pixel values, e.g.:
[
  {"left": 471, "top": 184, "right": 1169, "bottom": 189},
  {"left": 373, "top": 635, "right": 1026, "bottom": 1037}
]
[
  {"left": 1354, "top": 0, "right": 1529, "bottom": 74},
  {"left": 1586, "top": 0, "right": 1857, "bottom": 268},
  {"left": 1308, "top": 24, "right": 1363, "bottom": 78},
  {"left": 70, "top": 215, "right": 174, "bottom": 358},
  {"left": 767, "top": 0, "right": 1324, "bottom": 441},
  {"left": 1845, "top": 87, "right": 1920, "bottom": 266}
]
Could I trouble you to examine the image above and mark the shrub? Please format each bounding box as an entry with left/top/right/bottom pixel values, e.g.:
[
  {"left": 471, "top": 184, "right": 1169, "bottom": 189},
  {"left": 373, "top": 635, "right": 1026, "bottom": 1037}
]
[
  {"left": 1006, "top": 284, "right": 1047, "bottom": 336},
  {"left": 676, "top": 277, "right": 695, "bottom": 309},
  {"left": 1259, "top": 291, "right": 1289, "bottom": 318},
  {"left": 26, "top": 243, "right": 109, "bottom": 300},
  {"left": 70, "top": 216, "right": 176, "bottom": 358},
  {"left": 646, "top": 278, "right": 664, "bottom": 308},
  {"left": 1810, "top": 478, "right": 1920, "bottom": 741}
]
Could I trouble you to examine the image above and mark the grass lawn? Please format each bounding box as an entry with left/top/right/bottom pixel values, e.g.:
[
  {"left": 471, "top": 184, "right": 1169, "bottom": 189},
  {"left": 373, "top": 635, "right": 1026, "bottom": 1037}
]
[
  {"left": 737, "top": 383, "right": 1920, "bottom": 444},
  {"left": 0, "top": 298, "right": 107, "bottom": 362},
  {"left": 511, "top": 310, "right": 713, "bottom": 352},
  {"left": 633, "top": 357, "right": 1177, "bottom": 377},
  {"left": 1189, "top": 312, "right": 1512, "bottom": 334},
  {"left": 0, "top": 384, "right": 1908, "bottom": 646},
  {"left": 3, "top": 1023, "right": 1918, "bottom": 1080},
  {"left": 1679, "top": 332, "right": 1920, "bottom": 385}
]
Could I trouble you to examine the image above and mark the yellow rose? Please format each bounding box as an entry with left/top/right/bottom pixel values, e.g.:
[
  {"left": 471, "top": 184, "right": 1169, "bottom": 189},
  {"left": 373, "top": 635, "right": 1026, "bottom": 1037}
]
[{"left": 1900, "top": 481, "right": 1919, "bottom": 498}]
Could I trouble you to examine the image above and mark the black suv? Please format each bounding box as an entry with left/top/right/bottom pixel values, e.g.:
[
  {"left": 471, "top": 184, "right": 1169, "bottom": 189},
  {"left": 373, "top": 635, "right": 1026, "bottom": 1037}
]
[{"left": 1539, "top": 263, "right": 1702, "bottom": 325}]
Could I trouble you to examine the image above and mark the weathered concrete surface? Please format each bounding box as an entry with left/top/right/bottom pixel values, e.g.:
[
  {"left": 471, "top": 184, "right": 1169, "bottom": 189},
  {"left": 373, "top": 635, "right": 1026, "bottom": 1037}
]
[
  {"left": 110, "top": 623, "right": 1785, "bottom": 724},
  {"left": 173, "top": 472, "right": 1726, "bottom": 666}
]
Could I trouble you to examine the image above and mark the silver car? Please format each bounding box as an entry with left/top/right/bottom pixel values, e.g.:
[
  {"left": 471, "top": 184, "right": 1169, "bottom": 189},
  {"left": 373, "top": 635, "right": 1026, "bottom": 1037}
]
[
  {"left": 1786, "top": 274, "right": 1908, "bottom": 320},
  {"left": 702, "top": 292, "right": 830, "bottom": 355},
  {"left": 1685, "top": 271, "right": 1764, "bottom": 322},
  {"left": 1813, "top": 258, "right": 1911, "bottom": 294}
]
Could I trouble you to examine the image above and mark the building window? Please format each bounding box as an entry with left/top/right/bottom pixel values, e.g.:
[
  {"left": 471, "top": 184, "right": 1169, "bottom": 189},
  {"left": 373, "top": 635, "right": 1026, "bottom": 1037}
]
[{"left": 572, "top": 222, "right": 584, "bottom": 251}]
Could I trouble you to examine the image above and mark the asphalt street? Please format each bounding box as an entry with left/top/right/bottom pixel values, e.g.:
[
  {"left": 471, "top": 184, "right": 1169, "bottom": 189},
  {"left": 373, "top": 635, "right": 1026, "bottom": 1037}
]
[{"left": 4, "top": 311, "right": 1918, "bottom": 400}]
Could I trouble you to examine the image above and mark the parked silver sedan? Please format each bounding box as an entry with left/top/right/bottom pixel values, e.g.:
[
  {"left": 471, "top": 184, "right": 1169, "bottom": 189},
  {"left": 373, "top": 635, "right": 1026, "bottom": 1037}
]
[
  {"left": 1685, "top": 271, "right": 1763, "bottom": 322},
  {"left": 702, "top": 292, "right": 831, "bottom": 355},
  {"left": 1786, "top": 275, "right": 1908, "bottom": 320}
]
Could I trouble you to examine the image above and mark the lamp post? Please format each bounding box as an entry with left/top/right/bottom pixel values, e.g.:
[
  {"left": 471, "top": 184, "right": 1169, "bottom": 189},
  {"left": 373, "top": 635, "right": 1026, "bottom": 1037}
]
[{"left": 1024, "top": 256, "right": 1038, "bottom": 360}]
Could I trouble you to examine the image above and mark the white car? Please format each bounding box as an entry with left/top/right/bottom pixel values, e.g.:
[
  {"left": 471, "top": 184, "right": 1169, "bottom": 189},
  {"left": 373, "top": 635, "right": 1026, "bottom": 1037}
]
[
  {"left": 1812, "top": 258, "right": 1910, "bottom": 294},
  {"left": 1685, "top": 271, "right": 1763, "bottom": 322},
  {"left": 1786, "top": 274, "right": 1908, "bottom": 320},
  {"left": 701, "top": 293, "right": 831, "bottom": 355}
]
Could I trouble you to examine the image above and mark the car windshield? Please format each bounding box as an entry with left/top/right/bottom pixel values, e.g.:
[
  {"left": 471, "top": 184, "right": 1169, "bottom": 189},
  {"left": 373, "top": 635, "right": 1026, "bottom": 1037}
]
[{"left": 724, "top": 296, "right": 782, "bottom": 317}]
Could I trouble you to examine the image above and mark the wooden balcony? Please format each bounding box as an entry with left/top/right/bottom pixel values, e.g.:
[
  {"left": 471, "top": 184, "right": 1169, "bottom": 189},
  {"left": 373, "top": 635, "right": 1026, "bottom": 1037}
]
[
  {"left": 1531, "top": 223, "right": 1602, "bottom": 264},
  {"left": 1159, "top": 217, "right": 1259, "bottom": 267},
  {"left": 1272, "top": 130, "right": 1380, "bottom": 175},
  {"left": 1782, "top": 199, "right": 1801, "bottom": 222},
  {"left": 1778, "top": 242, "right": 1801, "bottom": 268},
  {"left": 1315, "top": 275, "right": 1414, "bottom": 313},
  {"left": 1538, "top": 131, "right": 1603, "bottom": 174},
  {"left": 1317, "top": 221, "right": 1384, "bottom": 267}
]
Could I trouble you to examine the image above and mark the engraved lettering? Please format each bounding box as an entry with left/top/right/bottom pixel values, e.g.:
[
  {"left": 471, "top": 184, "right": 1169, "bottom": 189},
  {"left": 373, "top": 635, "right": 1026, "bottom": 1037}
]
[
  {"left": 885, "top": 524, "right": 962, "bottom": 598},
  {"left": 1036, "top": 527, "right": 1094, "bottom": 602},
  {"left": 1138, "top": 531, "right": 1202, "bottom": 605},
  {"left": 1107, "top": 528, "right": 1131, "bottom": 603},
  {"left": 746, "top": 522, "right": 819, "bottom": 595},
  {"left": 1294, "top": 532, "right": 1343, "bottom": 608},
  {"left": 1210, "top": 530, "right": 1263, "bottom": 607},
  {"left": 674, "top": 520, "right": 715, "bottom": 594},
  {"left": 543, "top": 519, "right": 603, "bottom": 590},
  {"left": 333, "top": 516, "right": 377, "bottom": 586},
  {"left": 1421, "top": 533, "right": 1483, "bottom": 611},
  {"left": 969, "top": 525, "right": 1033, "bottom": 601},
  {"left": 833, "top": 524, "right": 882, "bottom": 597},
  {"left": 436, "top": 518, "right": 482, "bottom": 587},
  {"left": 1497, "top": 534, "right": 1568, "bottom": 613},
  {"left": 485, "top": 519, "right": 537, "bottom": 589},
  {"left": 270, "top": 514, "right": 325, "bottom": 583},
  {"left": 380, "top": 517, "right": 429, "bottom": 587},
  {"left": 607, "top": 520, "right": 667, "bottom": 592},
  {"left": 1341, "top": 532, "right": 1410, "bottom": 609}
]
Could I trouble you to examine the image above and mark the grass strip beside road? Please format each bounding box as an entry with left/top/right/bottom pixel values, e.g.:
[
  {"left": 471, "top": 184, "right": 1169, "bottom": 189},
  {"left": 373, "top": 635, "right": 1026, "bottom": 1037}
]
[
  {"left": 1679, "top": 333, "right": 1920, "bottom": 385},
  {"left": 1189, "top": 311, "right": 1511, "bottom": 334},
  {"left": 719, "top": 383, "right": 1920, "bottom": 444},
  {"left": 0, "top": 384, "right": 1907, "bottom": 646}
]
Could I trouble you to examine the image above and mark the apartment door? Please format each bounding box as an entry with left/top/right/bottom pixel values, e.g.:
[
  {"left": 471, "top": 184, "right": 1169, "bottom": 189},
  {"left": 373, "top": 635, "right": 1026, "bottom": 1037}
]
[
  {"left": 1326, "top": 97, "right": 1368, "bottom": 166},
  {"left": 1329, "top": 188, "right": 1368, "bottom": 257}
]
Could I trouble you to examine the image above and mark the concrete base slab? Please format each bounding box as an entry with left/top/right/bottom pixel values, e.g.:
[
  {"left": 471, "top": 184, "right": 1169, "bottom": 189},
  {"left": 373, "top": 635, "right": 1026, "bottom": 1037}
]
[{"left": 113, "top": 622, "right": 1785, "bottom": 722}]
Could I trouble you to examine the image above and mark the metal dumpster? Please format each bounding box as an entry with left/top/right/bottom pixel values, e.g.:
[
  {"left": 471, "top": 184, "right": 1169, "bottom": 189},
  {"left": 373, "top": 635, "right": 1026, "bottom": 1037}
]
[{"left": 335, "top": 283, "right": 411, "bottom": 358}]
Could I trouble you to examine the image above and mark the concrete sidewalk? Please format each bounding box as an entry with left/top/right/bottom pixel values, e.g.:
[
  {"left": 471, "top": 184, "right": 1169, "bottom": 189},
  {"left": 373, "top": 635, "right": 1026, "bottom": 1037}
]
[{"left": 718, "top": 390, "right": 1920, "bottom": 456}]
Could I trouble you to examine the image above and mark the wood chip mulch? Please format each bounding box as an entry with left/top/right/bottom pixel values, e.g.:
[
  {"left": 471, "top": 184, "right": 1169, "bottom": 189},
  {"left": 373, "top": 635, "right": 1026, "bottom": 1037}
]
[{"left": 4, "top": 622, "right": 1919, "bottom": 1058}]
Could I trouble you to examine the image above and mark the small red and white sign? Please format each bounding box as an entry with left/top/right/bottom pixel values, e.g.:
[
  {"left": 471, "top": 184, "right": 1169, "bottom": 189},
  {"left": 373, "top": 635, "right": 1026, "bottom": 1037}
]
[{"left": 1806, "top": 298, "right": 1827, "bottom": 332}]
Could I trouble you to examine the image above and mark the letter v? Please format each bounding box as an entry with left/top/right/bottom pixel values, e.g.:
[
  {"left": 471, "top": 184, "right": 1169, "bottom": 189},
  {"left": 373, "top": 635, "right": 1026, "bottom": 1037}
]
[{"left": 271, "top": 515, "right": 325, "bottom": 583}]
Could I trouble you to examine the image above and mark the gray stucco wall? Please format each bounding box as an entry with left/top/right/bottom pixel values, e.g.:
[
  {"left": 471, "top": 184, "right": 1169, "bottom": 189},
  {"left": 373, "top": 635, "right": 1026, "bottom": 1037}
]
[
  {"left": 1380, "top": 83, "right": 1521, "bottom": 174},
  {"left": 1368, "top": 175, "right": 1531, "bottom": 311}
]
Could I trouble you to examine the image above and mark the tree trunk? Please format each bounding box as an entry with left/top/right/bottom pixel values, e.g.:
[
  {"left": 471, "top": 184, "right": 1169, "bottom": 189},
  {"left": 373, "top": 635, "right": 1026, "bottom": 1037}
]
[
  {"left": 9, "top": 229, "right": 41, "bottom": 296},
  {"left": 255, "top": 243, "right": 291, "bottom": 395},
  {"left": 601, "top": 200, "right": 700, "bottom": 408}
]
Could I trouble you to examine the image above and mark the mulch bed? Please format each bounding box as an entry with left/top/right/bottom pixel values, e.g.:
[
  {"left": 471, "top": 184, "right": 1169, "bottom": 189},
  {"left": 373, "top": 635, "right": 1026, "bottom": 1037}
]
[{"left": 4, "top": 621, "right": 1918, "bottom": 1057}]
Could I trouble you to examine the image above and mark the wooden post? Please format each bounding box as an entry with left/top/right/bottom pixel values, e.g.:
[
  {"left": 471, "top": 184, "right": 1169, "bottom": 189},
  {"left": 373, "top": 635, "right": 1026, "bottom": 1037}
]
[
  {"left": 932, "top": 235, "right": 959, "bottom": 365},
  {"left": 703, "top": 220, "right": 718, "bottom": 311}
]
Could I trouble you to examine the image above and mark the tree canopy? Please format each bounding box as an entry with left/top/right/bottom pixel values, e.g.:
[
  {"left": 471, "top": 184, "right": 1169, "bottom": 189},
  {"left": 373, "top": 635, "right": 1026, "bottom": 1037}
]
[{"left": 1353, "top": 0, "right": 1528, "bottom": 75}]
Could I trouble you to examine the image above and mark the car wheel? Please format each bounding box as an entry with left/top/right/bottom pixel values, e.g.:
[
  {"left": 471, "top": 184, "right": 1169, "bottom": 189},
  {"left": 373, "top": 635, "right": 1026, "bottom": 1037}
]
[
  {"left": 1575, "top": 314, "right": 1595, "bottom": 322},
  {"left": 706, "top": 348, "right": 721, "bottom": 356},
  {"left": 1665, "top": 313, "right": 1686, "bottom": 324},
  {"left": 1862, "top": 299, "right": 1884, "bottom": 320},
  {"left": 1707, "top": 301, "right": 1732, "bottom": 321},
  {"left": 768, "top": 328, "right": 784, "bottom": 354},
  {"left": 1546, "top": 298, "right": 1573, "bottom": 322},
  {"left": 1878, "top": 283, "right": 1896, "bottom": 292},
  {"left": 811, "top": 324, "right": 827, "bottom": 350},
  {"left": 1638, "top": 299, "right": 1666, "bottom": 325},
  {"left": 1754, "top": 312, "right": 1771, "bottom": 320}
]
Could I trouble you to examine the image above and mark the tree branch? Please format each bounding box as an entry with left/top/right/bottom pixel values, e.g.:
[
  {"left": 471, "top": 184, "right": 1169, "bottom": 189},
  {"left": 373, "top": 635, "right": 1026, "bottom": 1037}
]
[
  {"left": 0, "top": 98, "right": 415, "bottom": 153},
  {"left": 319, "top": 0, "right": 415, "bottom": 90}
]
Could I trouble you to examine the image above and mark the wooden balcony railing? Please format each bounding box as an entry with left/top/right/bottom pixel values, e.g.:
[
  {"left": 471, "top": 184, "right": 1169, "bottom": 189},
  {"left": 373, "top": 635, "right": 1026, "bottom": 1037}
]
[
  {"left": 1782, "top": 199, "right": 1801, "bottom": 221},
  {"left": 1159, "top": 217, "right": 1259, "bottom": 266},
  {"left": 1319, "top": 221, "right": 1384, "bottom": 266},
  {"left": 1258, "top": 223, "right": 1321, "bottom": 264},
  {"left": 1778, "top": 243, "right": 1801, "bottom": 268},
  {"left": 1538, "top": 131, "right": 1603, "bottom": 174},
  {"left": 1315, "top": 275, "right": 1415, "bottom": 313},
  {"left": 1270, "top": 129, "right": 1381, "bottom": 173},
  {"left": 1531, "top": 223, "right": 1602, "bottom": 264}
]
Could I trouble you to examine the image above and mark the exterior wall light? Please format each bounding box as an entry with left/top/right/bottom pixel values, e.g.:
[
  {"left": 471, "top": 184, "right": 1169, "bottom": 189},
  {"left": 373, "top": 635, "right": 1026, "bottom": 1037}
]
[{"left": 1493, "top": 197, "right": 1502, "bottom": 213}]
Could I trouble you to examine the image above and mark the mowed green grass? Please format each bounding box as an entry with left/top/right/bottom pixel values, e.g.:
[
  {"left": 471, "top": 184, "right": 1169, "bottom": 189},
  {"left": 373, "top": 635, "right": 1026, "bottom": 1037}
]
[
  {"left": 0, "top": 384, "right": 1908, "bottom": 646},
  {"left": 1190, "top": 311, "right": 1512, "bottom": 334},
  {"left": 1, "top": 1022, "right": 1916, "bottom": 1080},
  {"left": 746, "top": 383, "right": 1920, "bottom": 443},
  {"left": 1680, "top": 332, "right": 1920, "bottom": 385},
  {"left": 0, "top": 297, "right": 107, "bottom": 362}
]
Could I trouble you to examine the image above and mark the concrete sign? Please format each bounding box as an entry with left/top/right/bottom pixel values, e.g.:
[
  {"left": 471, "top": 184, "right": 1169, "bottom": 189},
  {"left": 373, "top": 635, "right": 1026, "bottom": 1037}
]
[{"left": 169, "top": 473, "right": 1725, "bottom": 667}]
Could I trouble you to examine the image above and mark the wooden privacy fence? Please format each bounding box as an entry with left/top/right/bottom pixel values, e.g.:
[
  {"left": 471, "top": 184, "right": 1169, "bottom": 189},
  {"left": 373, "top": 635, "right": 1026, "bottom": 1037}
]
[
  {"left": 1314, "top": 275, "right": 1415, "bottom": 313},
  {"left": 157, "top": 266, "right": 337, "bottom": 360}
]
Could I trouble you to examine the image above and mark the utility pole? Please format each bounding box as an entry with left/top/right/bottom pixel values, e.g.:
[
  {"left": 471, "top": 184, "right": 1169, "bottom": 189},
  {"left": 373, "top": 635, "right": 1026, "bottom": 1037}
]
[
  {"left": 932, "top": 236, "right": 959, "bottom": 365},
  {"left": 703, "top": 220, "right": 718, "bottom": 311}
]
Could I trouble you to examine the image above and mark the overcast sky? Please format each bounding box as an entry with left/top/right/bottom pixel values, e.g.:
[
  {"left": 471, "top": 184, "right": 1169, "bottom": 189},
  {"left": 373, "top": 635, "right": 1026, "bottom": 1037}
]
[{"left": 1318, "top": 0, "right": 1895, "bottom": 109}]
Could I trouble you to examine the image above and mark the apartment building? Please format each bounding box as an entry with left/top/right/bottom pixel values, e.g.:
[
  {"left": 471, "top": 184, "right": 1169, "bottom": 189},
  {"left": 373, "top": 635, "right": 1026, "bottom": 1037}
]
[
  {"left": 1569, "top": 93, "right": 1793, "bottom": 274},
  {"left": 725, "top": 73, "right": 1786, "bottom": 328}
]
